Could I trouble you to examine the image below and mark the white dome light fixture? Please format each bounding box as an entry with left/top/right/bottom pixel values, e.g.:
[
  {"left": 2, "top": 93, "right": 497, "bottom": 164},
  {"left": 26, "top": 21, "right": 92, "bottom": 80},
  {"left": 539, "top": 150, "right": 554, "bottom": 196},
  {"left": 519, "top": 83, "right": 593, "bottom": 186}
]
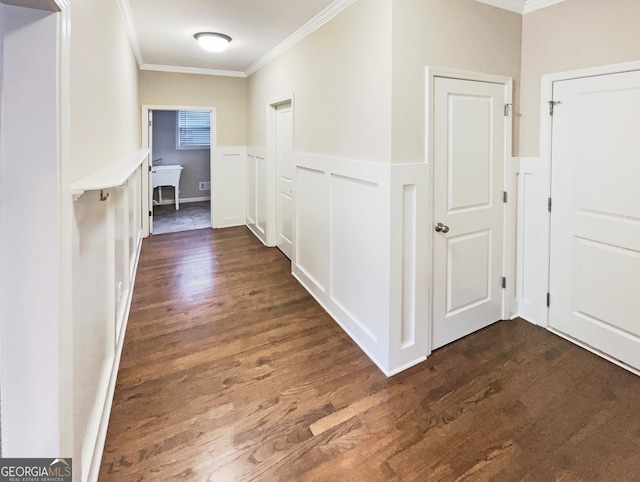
[{"left": 194, "top": 32, "right": 232, "bottom": 53}]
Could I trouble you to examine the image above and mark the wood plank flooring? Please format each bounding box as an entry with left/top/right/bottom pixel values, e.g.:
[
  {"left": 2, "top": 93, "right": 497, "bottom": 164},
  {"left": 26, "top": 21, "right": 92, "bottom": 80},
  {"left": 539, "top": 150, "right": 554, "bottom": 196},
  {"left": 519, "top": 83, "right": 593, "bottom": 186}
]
[{"left": 99, "top": 226, "right": 640, "bottom": 481}]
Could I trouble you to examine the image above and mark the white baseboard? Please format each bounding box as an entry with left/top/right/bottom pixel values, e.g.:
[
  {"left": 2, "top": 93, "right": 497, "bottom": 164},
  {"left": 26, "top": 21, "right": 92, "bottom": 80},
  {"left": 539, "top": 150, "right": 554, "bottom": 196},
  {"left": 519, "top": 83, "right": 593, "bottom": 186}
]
[
  {"left": 153, "top": 196, "right": 211, "bottom": 206},
  {"left": 86, "top": 235, "right": 143, "bottom": 482}
]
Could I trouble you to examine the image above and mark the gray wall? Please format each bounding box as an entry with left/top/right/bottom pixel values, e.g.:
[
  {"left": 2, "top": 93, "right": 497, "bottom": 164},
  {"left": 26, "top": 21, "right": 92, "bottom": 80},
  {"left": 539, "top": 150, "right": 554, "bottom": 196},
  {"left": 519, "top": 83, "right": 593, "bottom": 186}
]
[{"left": 152, "top": 110, "right": 210, "bottom": 201}]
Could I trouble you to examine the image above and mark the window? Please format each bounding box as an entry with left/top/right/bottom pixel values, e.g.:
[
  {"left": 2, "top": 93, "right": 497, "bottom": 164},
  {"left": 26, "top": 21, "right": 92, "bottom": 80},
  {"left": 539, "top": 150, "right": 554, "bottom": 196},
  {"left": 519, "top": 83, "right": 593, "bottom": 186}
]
[{"left": 177, "top": 110, "right": 211, "bottom": 149}]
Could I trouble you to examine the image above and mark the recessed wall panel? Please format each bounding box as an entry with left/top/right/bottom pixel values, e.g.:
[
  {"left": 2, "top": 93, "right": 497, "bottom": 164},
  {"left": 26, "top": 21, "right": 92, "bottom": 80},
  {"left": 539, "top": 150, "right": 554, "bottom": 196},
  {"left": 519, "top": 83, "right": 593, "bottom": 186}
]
[
  {"left": 331, "top": 174, "right": 384, "bottom": 342},
  {"left": 296, "top": 167, "right": 329, "bottom": 290}
]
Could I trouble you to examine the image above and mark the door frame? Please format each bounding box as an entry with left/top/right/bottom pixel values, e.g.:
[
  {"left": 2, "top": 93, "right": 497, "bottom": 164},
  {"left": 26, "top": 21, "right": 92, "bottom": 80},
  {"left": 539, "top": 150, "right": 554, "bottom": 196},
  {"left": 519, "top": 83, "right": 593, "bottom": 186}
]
[
  {"left": 140, "top": 104, "right": 216, "bottom": 236},
  {"left": 539, "top": 60, "right": 640, "bottom": 368},
  {"left": 425, "top": 67, "right": 513, "bottom": 354},
  {"left": 266, "top": 94, "right": 295, "bottom": 248}
]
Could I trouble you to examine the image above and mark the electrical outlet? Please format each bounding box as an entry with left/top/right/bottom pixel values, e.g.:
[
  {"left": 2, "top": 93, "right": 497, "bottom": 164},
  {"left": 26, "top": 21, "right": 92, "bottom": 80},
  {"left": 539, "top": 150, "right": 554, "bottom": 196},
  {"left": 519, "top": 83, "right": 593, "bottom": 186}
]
[{"left": 199, "top": 181, "right": 211, "bottom": 191}]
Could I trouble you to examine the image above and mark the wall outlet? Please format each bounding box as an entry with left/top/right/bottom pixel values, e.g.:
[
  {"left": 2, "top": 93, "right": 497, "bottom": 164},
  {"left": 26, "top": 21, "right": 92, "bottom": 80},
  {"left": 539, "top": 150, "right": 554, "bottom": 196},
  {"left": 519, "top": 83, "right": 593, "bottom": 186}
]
[{"left": 199, "top": 181, "right": 211, "bottom": 191}]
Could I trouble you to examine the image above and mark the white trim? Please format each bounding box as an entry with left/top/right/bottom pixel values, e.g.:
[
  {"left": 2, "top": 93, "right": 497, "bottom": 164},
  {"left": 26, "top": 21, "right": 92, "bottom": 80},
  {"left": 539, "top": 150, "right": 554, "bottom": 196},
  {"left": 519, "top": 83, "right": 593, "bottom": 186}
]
[
  {"left": 476, "top": 0, "right": 524, "bottom": 14},
  {"left": 538, "top": 60, "right": 640, "bottom": 331},
  {"left": 140, "top": 63, "right": 246, "bottom": 78},
  {"left": 548, "top": 327, "right": 640, "bottom": 378},
  {"left": 86, "top": 236, "right": 143, "bottom": 482},
  {"left": 153, "top": 196, "right": 211, "bottom": 206},
  {"left": 265, "top": 94, "right": 295, "bottom": 247},
  {"left": 245, "top": 0, "right": 356, "bottom": 76},
  {"left": 476, "top": 0, "right": 568, "bottom": 14},
  {"left": 523, "top": 0, "right": 567, "bottom": 14},
  {"left": 141, "top": 104, "right": 216, "bottom": 237},
  {"left": 71, "top": 148, "right": 149, "bottom": 201},
  {"left": 115, "top": 0, "right": 143, "bottom": 67},
  {"left": 425, "top": 66, "right": 513, "bottom": 353}
]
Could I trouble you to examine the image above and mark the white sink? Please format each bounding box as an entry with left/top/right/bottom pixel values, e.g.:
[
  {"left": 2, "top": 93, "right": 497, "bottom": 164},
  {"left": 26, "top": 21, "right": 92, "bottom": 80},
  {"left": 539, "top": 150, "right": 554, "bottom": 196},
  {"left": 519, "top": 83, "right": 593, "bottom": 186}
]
[{"left": 152, "top": 165, "right": 183, "bottom": 209}]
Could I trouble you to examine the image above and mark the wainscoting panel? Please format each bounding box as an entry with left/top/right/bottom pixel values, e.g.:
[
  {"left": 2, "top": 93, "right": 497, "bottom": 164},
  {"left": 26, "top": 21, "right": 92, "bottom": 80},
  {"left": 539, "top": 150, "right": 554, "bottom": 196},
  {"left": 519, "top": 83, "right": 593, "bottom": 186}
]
[
  {"left": 247, "top": 147, "right": 268, "bottom": 245},
  {"left": 212, "top": 147, "right": 247, "bottom": 229},
  {"left": 389, "top": 163, "right": 429, "bottom": 373},
  {"left": 72, "top": 158, "right": 145, "bottom": 481},
  {"left": 516, "top": 157, "right": 547, "bottom": 325},
  {"left": 292, "top": 154, "right": 428, "bottom": 375},
  {"left": 295, "top": 166, "right": 330, "bottom": 292}
]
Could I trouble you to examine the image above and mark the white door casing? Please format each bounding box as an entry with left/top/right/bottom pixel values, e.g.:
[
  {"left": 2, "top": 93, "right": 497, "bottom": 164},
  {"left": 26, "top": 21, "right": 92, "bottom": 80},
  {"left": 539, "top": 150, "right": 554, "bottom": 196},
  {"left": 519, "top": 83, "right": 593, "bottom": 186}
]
[
  {"left": 428, "top": 70, "right": 512, "bottom": 350},
  {"left": 140, "top": 104, "right": 216, "bottom": 237},
  {"left": 548, "top": 69, "right": 640, "bottom": 371},
  {"left": 148, "top": 110, "right": 154, "bottom": 233},
  {"left": 276, "top": 102, "right": 294, "bottom": 259}
]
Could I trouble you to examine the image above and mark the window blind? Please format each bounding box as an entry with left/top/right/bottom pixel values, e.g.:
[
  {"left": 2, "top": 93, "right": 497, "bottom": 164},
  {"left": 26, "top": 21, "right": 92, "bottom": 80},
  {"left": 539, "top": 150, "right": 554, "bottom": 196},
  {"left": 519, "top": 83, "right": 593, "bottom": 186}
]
[{"left": 177, "top": 110, "right": 211, "bottom": 149}]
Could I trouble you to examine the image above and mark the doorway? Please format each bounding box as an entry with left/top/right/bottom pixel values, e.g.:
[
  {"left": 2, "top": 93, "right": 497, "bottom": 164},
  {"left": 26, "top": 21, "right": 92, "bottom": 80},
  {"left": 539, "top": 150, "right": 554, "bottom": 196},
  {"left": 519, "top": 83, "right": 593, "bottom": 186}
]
[
  {"left": 266, "top": 95, "right": 294, "bottom": 258},
  {"left": 141, "top": 105, "right": 216, "bottom": 236},
  {"left": 546, "top": 67, "right": 640, "bottom": 371},
  {"left": 275, "top": 101, "right": 294, "bottom": 258},
  {"left": 427, "top": 68, "right": 512, "bottom": 350}
]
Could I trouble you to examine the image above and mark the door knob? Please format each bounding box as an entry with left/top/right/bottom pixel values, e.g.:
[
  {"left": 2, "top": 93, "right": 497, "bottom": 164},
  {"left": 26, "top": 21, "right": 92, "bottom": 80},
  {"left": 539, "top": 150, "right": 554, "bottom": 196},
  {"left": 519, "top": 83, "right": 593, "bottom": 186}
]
[{"left": 435, "top": 222, "right": 450, "bottom": 234}]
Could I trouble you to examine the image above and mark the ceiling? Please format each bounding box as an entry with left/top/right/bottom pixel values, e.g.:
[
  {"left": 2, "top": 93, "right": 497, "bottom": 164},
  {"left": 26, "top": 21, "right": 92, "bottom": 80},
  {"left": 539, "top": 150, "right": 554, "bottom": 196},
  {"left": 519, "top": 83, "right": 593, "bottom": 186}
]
[
  {"left": 122, "top": 0, "right": 353, "bottom": 77},
  {"left": 120, "top": 0, "right": 566, "bottom": 78}
]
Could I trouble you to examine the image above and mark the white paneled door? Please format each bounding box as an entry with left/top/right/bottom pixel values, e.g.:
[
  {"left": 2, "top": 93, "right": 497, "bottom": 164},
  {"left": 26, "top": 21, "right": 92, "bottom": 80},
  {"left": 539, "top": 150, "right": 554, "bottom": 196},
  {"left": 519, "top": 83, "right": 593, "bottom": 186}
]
[
  {"left": 276, "top": 102, "right": 293, "bottom": 259},
  {"left": 432, "top": 77, "right": 507, "bottom": 349},
  {"left": 549, "top": 70, "right": 640, "bottom": 370}
]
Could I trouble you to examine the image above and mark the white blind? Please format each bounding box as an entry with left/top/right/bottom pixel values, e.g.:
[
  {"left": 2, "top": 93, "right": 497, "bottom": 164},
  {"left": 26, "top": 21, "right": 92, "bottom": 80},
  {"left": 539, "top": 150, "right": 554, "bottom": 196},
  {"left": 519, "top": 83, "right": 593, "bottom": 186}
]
[{"left": 177, "top": 110, "right": 211, "bottom": 148}]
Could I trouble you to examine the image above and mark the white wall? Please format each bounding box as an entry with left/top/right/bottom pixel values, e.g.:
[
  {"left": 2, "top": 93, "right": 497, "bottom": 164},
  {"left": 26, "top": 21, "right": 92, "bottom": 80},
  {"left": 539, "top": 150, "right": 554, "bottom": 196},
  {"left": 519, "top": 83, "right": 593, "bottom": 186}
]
[
  {"left": 246, "top": 147, "right": 268, "bottom": 245},
  {"left": 211, "top": 146, "right": 246, "bottom": 228},
  {"left": 247, "top": 0, "right": 392, "bottom": 162},
  {"left": 293, "top": 154, "right": 428, "bottom": 375},
  {"left": 520, "top": 0, "right": 640, "bottom": 157},
  {"left": 0, "top": 4, "right": 65, "bottom": 457},
  {"left": 72, "top": 162, "right": 144, "bottom": 481}
]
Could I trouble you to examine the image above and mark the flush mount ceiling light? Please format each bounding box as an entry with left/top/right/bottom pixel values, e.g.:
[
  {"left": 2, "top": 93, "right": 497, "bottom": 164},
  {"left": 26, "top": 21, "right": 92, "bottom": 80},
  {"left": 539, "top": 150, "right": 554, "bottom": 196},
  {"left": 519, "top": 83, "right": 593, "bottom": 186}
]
[{"left": 194, "top": 32, "right": 232, "bottom": 53}]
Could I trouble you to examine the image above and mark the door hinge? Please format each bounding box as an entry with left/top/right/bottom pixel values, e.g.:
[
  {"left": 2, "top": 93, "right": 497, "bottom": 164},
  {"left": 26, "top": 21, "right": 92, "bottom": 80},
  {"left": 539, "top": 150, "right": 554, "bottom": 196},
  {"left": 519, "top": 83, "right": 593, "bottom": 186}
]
[
  {"left": 503, "top": 191, "right": 508, "bottom": 203},
  {"left": 502, "top": 277, "right": 507, "bottom": 289},
  {"left": 148, "top": 165, "right": 152, "bottom": 172},
  {"left": 148, "top": 120, "right": 152, "bottom": 127},
  {"left": 546, "top": 292, "right": 550, "bottom": 307},
  {"left": 149, "top": 210, "right": 152, "bottom": 217},
  {"left": 548, "top": 100, "right": 561, "bottom": 116},
  {"left": 504, "top": 103, "right": 512, "bottom": 117},
  {"left": 548, "top": 197, "right": 552, "bottom": 212}
]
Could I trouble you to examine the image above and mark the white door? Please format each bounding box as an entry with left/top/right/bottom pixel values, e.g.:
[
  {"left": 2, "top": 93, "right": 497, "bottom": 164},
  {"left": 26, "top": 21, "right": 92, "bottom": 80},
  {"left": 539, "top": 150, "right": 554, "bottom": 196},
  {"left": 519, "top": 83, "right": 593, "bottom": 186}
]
[
  {"left": 549, "top": 70, "right": 640, "bottom": 370},
  {"left": 276, "top": 102, "right": 293, "bottom": 259},
  {"left": 432, "top": 77, "right": 507, "bottom": 349}
]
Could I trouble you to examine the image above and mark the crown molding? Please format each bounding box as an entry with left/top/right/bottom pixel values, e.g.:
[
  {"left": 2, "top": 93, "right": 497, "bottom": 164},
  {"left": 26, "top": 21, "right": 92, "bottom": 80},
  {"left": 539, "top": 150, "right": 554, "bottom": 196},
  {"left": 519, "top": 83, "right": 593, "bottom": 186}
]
[
  {"left": 477, "top": 0, "right": 568, "bottom": 14},
  {"left": 476, "top": 0, "right": 524, "bottom": 14},
  {"left": 116, "top": 0, "right": 143, "bottom": 67},
  {"left": 140, "top": 63, "right": 247, "bottom": 78},
  {"left": 523, "top": 0, "right": 567, "bottom": 14},
  {"left": 245, "top": 0, "right": 357, "bottom": 76}
]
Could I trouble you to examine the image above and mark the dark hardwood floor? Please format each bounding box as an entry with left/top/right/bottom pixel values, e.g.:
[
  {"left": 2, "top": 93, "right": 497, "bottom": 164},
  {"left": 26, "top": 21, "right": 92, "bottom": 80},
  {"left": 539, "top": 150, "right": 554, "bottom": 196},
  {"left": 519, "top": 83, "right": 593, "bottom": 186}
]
[{"left": 99, "top": 226, "right": 640, "bottom": 481}]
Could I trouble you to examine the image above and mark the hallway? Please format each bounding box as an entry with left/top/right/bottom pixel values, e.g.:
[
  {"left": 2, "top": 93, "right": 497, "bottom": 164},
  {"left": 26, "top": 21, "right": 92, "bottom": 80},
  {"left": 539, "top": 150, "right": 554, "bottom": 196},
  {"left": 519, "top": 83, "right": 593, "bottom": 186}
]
[{"left": 99, "top": 227, "right": 640, "bottom": 481}]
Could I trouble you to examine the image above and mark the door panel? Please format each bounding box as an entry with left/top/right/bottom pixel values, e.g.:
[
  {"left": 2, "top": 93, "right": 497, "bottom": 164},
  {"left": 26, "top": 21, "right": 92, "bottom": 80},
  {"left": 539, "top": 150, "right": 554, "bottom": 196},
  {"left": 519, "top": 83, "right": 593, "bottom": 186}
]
[
  {"left": 549, "top": 71, "right": 640, "bottom": 370},
  {"left": 432, "top": 77, "right": 506, "bottom": 350},
  {"left": 276, "top": 102, "right": 293, "bottom": 259}
]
